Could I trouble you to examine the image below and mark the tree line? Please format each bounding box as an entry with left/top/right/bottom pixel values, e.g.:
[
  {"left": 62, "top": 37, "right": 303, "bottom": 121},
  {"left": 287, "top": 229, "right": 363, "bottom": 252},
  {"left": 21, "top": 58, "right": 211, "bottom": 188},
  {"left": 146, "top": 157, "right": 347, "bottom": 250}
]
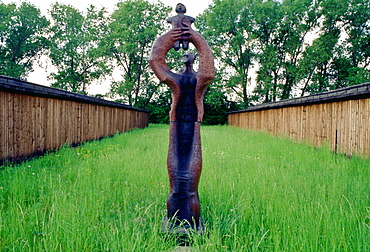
[
  {"left": 1, "top": 0, "right": 369, "bottom": 124},
  {"left": 198, "top": 0, "right": 370, "bottom": 107}
]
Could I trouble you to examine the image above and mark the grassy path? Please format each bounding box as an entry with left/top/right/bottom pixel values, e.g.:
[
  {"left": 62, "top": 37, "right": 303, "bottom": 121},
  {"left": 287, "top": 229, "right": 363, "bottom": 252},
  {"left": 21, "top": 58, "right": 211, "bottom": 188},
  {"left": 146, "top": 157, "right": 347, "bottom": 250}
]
[{"left": 1, "top": 124, "right": 369, "bottom": 251}]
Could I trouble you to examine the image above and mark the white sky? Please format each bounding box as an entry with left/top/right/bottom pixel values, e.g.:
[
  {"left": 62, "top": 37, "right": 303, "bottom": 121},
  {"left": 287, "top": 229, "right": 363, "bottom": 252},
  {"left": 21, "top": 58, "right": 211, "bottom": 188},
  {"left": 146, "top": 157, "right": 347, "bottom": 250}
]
[
  {"left": 1, "top": 0, "right": 213, "bottom": 94},
  {"left": 1, "top": 0, "right": 211, "bottom": 18}
]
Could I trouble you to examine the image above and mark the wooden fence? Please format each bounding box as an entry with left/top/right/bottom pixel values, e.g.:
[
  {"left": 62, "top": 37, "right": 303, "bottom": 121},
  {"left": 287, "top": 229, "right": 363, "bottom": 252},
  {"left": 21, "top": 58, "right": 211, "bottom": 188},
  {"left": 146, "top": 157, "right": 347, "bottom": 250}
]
[
  {"left": 0, "top": 75, "right": 149, "bottom": 163},
  {"left": 228, "top": 83, "right": 370, "bottom": 157}
]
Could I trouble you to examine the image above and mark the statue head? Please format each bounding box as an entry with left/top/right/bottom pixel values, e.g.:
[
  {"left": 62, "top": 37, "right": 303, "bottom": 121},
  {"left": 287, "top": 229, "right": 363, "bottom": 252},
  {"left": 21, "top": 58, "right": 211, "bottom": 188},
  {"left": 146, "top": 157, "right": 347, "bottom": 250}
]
[
  {"left": 176, "top": 3, "right": 186, "bottom": 14},
  {"left": 182, "top": 51, "right": 196, "bottom": 65}
]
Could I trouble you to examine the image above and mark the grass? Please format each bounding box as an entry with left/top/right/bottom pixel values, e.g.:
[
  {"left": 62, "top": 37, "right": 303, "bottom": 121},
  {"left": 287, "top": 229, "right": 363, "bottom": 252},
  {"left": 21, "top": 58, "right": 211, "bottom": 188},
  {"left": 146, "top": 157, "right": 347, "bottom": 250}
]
[{"left": 0, "top": 124, "right": 369, "bottom": 251}]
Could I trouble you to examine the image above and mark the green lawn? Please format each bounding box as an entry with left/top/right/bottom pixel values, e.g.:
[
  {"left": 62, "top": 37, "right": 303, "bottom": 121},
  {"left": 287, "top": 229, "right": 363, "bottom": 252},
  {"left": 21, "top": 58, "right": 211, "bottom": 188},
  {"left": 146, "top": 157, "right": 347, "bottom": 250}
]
[{"left": 1, "top": 124, "right": 369, "bottom": 251}]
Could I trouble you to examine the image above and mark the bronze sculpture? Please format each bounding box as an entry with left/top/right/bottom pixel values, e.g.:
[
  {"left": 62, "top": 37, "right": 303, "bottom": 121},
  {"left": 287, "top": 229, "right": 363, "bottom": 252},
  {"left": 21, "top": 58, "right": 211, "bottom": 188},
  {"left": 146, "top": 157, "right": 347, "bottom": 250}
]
[
  {"left": 149, "top": 3, "right": 214, "bottom": 232},
  {"left": 166, "top": 3, "right": 195, "bottom": 51}
]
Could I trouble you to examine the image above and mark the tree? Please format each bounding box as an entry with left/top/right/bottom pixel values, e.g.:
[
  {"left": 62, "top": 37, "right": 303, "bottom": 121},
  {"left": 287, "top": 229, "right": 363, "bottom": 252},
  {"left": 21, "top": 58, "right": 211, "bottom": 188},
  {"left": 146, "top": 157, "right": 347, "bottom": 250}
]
[
  {"left": 197, "top": 0, "right": 325, "bottom": 105},
  {"left": 145, "top": 86, "right": 172, "bottom": 124},
  {"left": 298, "top": 0, "right": 370, "bottom": 94},
  {"left": 252, "top": 0, "right": 324, "bottom": 101},
  {"left": 300, "top": 30, "right": 341, "bottom": 94},
  {"left": 250, "top": 0, "right": 284, "bottom": 103},
  {"left": 104, "top": 0, "right": 171, "bottom": 106},
  {"left": 334, "top": 0, "right": 370, "bottom": 87},
  {"left": 197, "top": 0, "right": 369, "bottom": 106},
  {"left": 197, "top": 0, "right": 255, "bottom": 108},
  {"left": 0, "top": 2, "right": 49, "bottom": 79},
  {"left": 203, "top": 78, "right": 240, "bottom": 125},
  {"left": 48, "top": 3, "right": 110, "bottom": 94},
  {"left": 297, "top": 0, "right": 346, "bottom": 94}
]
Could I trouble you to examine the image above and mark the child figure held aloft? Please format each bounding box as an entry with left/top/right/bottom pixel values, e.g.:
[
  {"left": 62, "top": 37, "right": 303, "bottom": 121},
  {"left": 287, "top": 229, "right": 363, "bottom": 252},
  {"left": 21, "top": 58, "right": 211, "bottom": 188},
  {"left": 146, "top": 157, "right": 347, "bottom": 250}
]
[{"left": 167, "top": 3, "right": 195, "bottom": 51}]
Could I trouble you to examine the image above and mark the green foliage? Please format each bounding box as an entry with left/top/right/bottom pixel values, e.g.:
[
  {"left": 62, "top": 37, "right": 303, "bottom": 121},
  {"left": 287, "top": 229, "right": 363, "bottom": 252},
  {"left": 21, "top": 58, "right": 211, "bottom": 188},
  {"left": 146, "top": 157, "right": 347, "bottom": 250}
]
[
  {"left": 104, "top": 0, "right": 171, "bottom": 106},
  {"left": 0, "top": 125, "right": 369, "bottom": 250},
  {"left": 298, "top": 0, "right": 370, "bottom": 94},
  {"left": 197, "top": 0, "right": 254, "bottom": 107},
  {"left": 251, "top": 0, "right": 284, "bottom": 103},
  {"left": 144, "top": 87, "right": 172, "bottom": 124},
  {"left": 48, "top": 3, "right": 110, "bottom": 94},
  {"left": 332, "top": 58, "right": 370, "bottom": 88},
  {"left": 300, "top": 28, "right": 341, "bottom": 94},
  {"left": 342, "top": 0, "right": 370, "bottom": 75},
  {"left": 0, "top": 2, "right": 49, "bottom": 79},
  {"left": 203, "top": 78, "right": 241, "bottom": 125},
  {"left": 251, "top": 0, "right": 324, "bottom": 100},
  {"left": 199, "top": 0, "right": 370, "bottom": 105}
]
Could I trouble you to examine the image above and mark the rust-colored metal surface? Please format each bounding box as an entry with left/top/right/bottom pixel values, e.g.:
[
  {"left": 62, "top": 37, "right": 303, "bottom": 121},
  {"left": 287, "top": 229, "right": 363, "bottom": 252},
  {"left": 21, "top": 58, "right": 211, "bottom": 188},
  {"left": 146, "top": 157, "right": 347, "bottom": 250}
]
[
  {"left": 149, "top": 4, "right": 214, "bottom": 230},
  {"left": 167, "top": 3, "right": 195, "bottom": 51}
]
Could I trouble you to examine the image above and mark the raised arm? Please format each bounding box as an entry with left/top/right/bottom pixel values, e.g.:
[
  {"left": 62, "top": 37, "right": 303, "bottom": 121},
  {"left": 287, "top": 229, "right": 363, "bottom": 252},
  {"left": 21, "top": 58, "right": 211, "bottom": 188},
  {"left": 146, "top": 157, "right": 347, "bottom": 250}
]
[
  {"left": 148, "top": 29, "right": 183, "bottom": 86},
  {"left": 149, "top": 26, "right": 215, "bottom": 122},
  {"left": 149, "top": 29, "right": 185, "bottom": 121},
  {"left": 149, "top": 27, "right": 214, "bottom": 86},
  {"left": 186, "top": 29, "right": 215, "bottom": 87},
  {"left": 182, "top": 29, "right": 215, "bottom": 121}
]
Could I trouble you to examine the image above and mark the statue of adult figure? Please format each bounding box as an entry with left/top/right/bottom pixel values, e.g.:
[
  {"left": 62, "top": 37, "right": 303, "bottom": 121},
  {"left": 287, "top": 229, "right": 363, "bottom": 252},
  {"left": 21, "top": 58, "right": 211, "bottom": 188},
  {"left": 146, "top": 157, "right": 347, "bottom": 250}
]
[{"left": 149, "top": 23, "right": 214, "bottom": 230}]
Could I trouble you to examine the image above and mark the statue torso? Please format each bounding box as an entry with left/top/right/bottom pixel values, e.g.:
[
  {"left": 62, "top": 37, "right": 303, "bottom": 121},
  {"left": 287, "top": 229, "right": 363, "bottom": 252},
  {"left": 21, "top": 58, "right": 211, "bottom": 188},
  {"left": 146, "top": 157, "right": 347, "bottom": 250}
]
[{"left": 174, "top": 72, "right": 197, "bottom": 122}]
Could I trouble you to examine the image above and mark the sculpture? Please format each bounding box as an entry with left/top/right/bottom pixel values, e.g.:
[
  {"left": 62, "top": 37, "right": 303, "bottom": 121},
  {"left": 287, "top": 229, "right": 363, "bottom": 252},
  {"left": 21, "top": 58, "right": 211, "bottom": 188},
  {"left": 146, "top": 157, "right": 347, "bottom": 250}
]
[
  {"left": 166, "top": 3, "right": 195, "bottom": 51},
  {"left": 148, "top": 3, "right": 214, "bottom": 232}
]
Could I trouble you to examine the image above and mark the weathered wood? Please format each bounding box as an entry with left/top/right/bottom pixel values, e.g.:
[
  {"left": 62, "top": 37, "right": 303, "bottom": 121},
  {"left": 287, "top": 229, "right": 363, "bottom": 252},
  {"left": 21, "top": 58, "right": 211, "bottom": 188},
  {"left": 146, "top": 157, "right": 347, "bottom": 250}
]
[
  {"left": 228, "top": 83, "right": 370, "bottom": 157},
  {"left": 0, "top": 76, "right": 149, "bottom": 163}
]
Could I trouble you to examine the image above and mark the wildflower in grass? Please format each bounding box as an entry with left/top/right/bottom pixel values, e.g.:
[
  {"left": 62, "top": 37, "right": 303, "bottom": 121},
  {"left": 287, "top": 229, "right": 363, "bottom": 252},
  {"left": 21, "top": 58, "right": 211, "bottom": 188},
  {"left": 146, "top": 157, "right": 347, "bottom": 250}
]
[{"left": 0, "top": 186, "right": 4, "bottom": 190}]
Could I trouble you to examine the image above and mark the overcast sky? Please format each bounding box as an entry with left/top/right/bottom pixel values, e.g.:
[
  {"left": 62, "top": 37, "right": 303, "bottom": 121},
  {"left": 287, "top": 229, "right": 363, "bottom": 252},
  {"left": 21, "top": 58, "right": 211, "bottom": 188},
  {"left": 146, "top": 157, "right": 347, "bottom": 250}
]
[
  {"left": 2, "top": 0, "right": 212, "bottom": 17},
  {"left": 1, "top": 0, "right": 213, "bottom": 93}
]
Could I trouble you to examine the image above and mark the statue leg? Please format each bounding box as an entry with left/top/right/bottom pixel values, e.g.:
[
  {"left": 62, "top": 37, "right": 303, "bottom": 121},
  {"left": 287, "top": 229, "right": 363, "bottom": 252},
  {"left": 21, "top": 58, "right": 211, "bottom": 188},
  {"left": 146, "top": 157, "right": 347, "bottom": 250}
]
[
  {"left": 173, "top": 40, "right": 181, "bottom": 51},
  {"left": 167, "top": 121, "right": 202, "bottom": 228},
  {"left": 182, "top": 40, "right": 189, "bottom": 50}
]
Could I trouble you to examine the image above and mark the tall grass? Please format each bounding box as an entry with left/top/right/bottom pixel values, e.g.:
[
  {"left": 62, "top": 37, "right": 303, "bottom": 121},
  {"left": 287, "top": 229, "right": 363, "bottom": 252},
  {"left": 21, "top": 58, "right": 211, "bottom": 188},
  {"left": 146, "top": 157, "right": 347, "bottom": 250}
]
[{"left": 0, "top": 124, "right": 369, "bottom": 251}]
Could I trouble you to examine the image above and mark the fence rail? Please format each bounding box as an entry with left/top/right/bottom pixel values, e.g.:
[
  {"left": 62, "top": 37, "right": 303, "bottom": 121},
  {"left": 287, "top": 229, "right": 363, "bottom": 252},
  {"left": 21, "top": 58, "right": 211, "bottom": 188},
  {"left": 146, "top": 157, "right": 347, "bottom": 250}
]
[
  {"left": 0, "top": 76, "right": 149, "bottom": 163},
  {"left": 228, "top": 83, "right": 370, "bottom": 157}
]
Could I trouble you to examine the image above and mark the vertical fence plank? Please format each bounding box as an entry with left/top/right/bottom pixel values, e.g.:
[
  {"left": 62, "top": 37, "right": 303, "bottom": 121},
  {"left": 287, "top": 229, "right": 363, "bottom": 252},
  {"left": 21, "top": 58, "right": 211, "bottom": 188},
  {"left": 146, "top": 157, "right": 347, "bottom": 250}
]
[
  {"left": 358, "top": 98, "right": 369, "bottom": 156},
  {"left": 324, "top": 102, "right": 330, "bottom": 146},
  {"left": 0, "top": 92, "right": 5, "bottom": 160},
  {"left": 365, "top": 98, "right": 370, "bottom": 156},
  {"left": 31, "top": 96, "right": 38, "bottom": 155},
  {"left": 0, "top": 92, "right": 8, "bottom": 160},
  {"left": 0, "top": 92, "right": 4, "bottom": 160},
  {"left": 13, "top": 94, "right": 22, "bottom": 159},
  {"left": 8, "top": 93, "right": 15, "bottom": 160}
]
